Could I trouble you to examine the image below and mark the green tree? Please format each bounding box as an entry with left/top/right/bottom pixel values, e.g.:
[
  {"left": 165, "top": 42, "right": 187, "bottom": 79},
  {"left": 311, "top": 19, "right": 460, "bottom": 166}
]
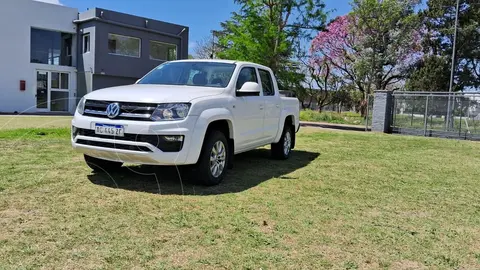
[
  {"left": 407, "top": 0, "right": 480, "bottom": 91},
  {"left": 311, "top": 0, "right": 421, "bottom": 102},
  {"left": 351, "top": 0, "right": 422, "bottom": 91},
  {"left": 405, "top": 55, "right": 451, "bottom": 91},
  {"left": 217, "top": 0, "right": 327, "bottom": 88}
]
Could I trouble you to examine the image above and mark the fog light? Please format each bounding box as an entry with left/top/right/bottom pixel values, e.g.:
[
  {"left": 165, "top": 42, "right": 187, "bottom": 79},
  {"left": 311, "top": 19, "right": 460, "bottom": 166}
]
[
  {"left": 72, "top": 126, "right": 78, "bottom": 138},
  {"left": 162, "top": 135, "right": 184, "bottom": 142}
]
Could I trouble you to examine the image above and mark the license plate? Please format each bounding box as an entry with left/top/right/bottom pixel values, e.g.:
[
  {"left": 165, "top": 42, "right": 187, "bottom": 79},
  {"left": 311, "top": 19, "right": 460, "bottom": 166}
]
[{"left": 95, "top": 123, "right": 124, "bottom": 137}]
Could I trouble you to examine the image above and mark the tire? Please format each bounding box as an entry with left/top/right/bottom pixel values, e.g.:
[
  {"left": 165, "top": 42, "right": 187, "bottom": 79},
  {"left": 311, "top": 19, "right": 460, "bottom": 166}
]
[
  {"left": 271, "top": 125, "right": 293, "bottom": 160},
  {"left": 194, "top": 131, "right": 229, "bottom": 186},
  {"left": 84, "top": 155, "right": 123, "bottom": 172}
]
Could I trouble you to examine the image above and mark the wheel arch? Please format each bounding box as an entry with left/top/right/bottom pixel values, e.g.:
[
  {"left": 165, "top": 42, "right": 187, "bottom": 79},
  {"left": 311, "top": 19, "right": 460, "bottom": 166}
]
[
  {"left": 185, "top": 108, "right": 235, "bottom": 164},
  {"left": 273, "top": 114, "right": 296, "bottom": 148}
]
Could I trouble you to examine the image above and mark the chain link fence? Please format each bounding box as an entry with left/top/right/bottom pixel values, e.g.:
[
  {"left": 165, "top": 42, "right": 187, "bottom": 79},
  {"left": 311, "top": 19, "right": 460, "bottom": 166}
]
[{"left": 391, "top": 92, "right": 480, "bottom": 140}]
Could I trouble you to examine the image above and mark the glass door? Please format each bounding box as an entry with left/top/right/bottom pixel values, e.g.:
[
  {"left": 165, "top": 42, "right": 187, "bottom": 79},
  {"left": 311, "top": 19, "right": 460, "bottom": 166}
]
[
  {"left": 36, "top": 70, "right": 70, "bottom": 112},
  {"left": 36, "top": 71, "right": 48, "bottom": 109},
  {"left": 50, "top": 72, "right": 70, "bottom": 112}
]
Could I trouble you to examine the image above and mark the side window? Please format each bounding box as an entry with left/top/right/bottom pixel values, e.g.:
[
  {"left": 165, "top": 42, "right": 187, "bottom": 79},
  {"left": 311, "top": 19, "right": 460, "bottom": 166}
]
[
  {"left": 259, "top": 69, "right": 275, "bottom": 96},
  {"left": 236, "top": 67, "right": 258, "bottom": 90}
]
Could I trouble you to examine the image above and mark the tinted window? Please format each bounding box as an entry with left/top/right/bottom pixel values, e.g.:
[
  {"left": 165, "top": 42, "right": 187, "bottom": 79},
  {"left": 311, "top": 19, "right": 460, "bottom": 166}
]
[
  {"left": 30, "top": 28, "right": 72, "bottom": 66},
  {"left": 138, "top": 62, "right": 236, "bottom": 88},
  {"left": 236, "top": 67, "right": 258, "bottom": 90},
  {"left": 150, "top": 41, "right": 177, "bottom": 61},
  {"left": 259, "top": 69, "right": 275, "bottom": 96},
  {"left": 108, "top": 34, "right": 141, "bottom": 57}
]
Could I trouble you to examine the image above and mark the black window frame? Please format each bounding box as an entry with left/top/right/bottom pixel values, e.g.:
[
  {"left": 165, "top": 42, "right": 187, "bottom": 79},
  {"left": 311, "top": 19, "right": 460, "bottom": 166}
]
[
  {"left": 258, "top": 69, "right": 275, "bottom": 96},
  {"left": 83, "top": 34, "right": 90, "bottom": 54},
  {"left": 235, "top": 67, "right": 259, "bottom": 96},
  {"left": 30, "top": 28, "right": 73, "bottom": 66}
]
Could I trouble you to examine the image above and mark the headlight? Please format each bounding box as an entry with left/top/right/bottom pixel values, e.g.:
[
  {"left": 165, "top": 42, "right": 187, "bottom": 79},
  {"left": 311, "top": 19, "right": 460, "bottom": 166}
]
[
  {"left": 151, "top": 103, "right": 191, "bottom": 121},
  {"left": 77, "top": 97, "right": 86, "bottom": 115}
]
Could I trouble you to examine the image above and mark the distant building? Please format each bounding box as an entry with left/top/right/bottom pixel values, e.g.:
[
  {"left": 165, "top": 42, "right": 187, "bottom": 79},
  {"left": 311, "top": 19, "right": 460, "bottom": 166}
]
[{"left": 0, "top": 0, "right": 189, "bottom": 114}]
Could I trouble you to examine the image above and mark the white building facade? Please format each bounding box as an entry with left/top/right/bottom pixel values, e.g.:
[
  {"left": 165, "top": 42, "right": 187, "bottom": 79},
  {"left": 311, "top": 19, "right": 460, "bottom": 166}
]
[
  {"left": 0, "top": 0, "right": 189, "bottom": 114},
  {"left": 0, "top": 0, "right": 78, "bottom": 113}
]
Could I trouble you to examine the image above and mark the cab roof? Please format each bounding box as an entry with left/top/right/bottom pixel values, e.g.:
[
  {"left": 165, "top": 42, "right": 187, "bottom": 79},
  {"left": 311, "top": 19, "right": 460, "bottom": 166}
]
[{"left": 173, "top": 59, "right": 272, "bottom": 70}]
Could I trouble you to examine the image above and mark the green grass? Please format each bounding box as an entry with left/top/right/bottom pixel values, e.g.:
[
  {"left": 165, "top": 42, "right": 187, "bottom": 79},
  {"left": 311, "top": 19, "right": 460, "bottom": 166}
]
[
  {"left": 1, "top": 122, "right": 480, "bottom": 269},
  {"left": 0, "top": 115, "right": 72, "bottom": 130},
  {"left": 300, "top": 110, "right": 367, "bottom": 126}
]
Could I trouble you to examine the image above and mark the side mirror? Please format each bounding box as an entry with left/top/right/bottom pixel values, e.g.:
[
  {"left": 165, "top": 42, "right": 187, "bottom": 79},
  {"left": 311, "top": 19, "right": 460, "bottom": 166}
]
[{"left": 237, "top": 82, "right": 261, "bottom": 96}]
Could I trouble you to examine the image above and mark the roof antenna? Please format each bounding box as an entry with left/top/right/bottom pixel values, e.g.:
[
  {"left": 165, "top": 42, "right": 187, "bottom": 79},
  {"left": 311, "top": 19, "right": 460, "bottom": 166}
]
[{"left": 177, "top": 28, "right": 186, "bottom": 36}]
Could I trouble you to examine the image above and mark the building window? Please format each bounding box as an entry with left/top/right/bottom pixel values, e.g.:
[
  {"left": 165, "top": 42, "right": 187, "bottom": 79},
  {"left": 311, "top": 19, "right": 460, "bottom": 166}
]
[
  {"left": 51, "top": 72, "right": 69, "bottom": 89},
  {"left": 30, "top": 28, "right": 73, "bottom": 66},
  {"left": 150, "top": 41, "right": 177, "bottom": 61},
  {"left": 83, "top": 34, "right": 90, "bottom": 53},
  {"left": 108, "top": 33, "right": 141, "bottom": 58}
]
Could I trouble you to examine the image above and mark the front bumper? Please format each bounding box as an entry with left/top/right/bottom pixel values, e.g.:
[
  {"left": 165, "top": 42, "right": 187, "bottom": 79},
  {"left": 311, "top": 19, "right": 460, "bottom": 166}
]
[{"left": 71, "top": 114, "right": 200, "bottom": 165}]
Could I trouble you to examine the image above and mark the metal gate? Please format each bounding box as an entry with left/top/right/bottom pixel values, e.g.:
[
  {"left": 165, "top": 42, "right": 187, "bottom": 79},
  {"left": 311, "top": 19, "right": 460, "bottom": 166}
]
[{"left": 391, "top": 92, "right": 480, "bottom": 140}]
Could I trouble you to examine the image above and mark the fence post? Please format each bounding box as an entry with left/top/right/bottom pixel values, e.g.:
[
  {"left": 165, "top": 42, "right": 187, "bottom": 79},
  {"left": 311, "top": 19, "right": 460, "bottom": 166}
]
[
  {"left": 372, "top": 90, "right": 394, "bottom": 133},
  {"left": 423, "top": 96, "right": 429, "bottom": 137},
  {"left": 365, "top": 95, "right": 370, "bottom": 131}
]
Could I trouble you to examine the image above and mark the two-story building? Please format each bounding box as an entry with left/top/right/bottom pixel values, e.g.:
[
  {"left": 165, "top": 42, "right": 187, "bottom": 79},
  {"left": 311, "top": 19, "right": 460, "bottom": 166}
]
[{"left": 0, "top": 0, "right": 189, "bottom": 114}]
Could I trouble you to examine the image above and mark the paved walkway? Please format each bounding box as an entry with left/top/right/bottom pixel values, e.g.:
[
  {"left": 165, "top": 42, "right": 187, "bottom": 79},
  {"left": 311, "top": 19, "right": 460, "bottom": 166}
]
[{"left": 300, "top": 121, "right": 370, "bottom": 132}]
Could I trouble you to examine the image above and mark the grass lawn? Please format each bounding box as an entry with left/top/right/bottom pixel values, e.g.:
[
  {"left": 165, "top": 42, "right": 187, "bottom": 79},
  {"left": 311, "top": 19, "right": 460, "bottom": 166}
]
[
  {"left": 0, "top": 115, "right": 72, "bottom": 130},
  {"left": 1, "top": 120, "right": 480, "bottom": 269}
]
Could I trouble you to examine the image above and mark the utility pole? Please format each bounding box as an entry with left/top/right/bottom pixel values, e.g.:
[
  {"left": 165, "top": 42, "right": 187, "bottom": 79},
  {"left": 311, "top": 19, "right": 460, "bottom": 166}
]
[
  {"left": 210, "top": 30, "right": 217, "bottom": 59},
  {"left": 446, "top": 0, "right": 460, "bottom": 130}
]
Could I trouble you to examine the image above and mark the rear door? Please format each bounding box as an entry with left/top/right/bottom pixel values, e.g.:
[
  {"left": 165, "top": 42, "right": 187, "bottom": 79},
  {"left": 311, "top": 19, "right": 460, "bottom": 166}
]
[
  {"left": 258, "top": 69, "right": 281, "bottom": 139},
  {"left": 232, "top": 66, "right": 266, "bottom": 150}
]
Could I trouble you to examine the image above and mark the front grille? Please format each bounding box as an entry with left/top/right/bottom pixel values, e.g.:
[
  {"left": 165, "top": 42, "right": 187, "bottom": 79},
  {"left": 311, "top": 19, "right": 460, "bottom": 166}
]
[
  {"left": 77, "top": 128, "right": 184, "bottom": 152},
  {"left": 84, "top": 100, "right": 157, "bottom": 121},
  {"left": 76, "top": 139, "right": 152, "bottom": 152}
]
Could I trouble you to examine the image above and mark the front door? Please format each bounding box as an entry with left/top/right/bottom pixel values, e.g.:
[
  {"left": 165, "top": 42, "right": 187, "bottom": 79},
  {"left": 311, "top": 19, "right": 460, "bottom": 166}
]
[
  {"left": 232, "top": 66, "right": 265, "bottom": 150},
  {"left": 36, "top": 70, "right": 70, "bottom": 112}
]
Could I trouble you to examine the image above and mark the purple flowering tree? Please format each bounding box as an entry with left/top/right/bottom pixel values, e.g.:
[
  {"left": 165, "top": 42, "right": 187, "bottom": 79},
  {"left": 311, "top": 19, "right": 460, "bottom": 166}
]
[{"left": 310, "top": 0, "right": 422, "bottom": 101}]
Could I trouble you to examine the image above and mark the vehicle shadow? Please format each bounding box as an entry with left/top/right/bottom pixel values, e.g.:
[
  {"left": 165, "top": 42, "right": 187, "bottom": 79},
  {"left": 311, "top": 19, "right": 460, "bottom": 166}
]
[{"left": 87, "top": 149, "right": 320, "bottom": 195}]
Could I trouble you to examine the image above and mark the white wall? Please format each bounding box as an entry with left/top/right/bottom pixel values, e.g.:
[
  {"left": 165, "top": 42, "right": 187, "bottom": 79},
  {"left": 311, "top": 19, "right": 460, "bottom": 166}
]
[{"left": 0, "top": 0, "right": 78, "bottom": 113}]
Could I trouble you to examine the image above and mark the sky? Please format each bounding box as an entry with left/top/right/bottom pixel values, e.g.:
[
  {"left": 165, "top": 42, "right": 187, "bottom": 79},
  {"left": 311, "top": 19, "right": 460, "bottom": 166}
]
[{"left": 36, "top": 0, "right": 352, "bottom": 54}]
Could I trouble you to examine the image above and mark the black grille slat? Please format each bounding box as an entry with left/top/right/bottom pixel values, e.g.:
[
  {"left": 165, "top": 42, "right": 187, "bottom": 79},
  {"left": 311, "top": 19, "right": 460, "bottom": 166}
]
[
  {"left": 76, "top": 128, "right": 183, "bottom": 152},
  {"left": 76, "top": 139, "right": 152, "bottom": 152},
  {"left": 84, "top": 100, "right": 157, "bottom": 120}
]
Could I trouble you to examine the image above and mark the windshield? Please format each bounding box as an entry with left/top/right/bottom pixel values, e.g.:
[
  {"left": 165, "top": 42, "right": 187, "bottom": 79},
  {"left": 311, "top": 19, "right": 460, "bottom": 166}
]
[{"left": 138, "top": 62, "right": 236, "bottom": 88}]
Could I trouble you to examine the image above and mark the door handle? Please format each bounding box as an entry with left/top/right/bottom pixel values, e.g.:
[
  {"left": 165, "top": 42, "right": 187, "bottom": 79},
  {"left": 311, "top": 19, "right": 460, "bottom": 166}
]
[
  {"left": 259, "top": 104, "right": 264, "bottom": 110},
  {"left": 276, "top": 104, "right": 280, "bottom": 108}
]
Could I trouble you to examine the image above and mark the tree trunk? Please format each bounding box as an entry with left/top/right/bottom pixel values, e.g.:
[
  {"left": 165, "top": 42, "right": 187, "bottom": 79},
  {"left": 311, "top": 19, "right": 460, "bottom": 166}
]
[{"left": 360, "top": 99, "right": 368, "bottom": 118}]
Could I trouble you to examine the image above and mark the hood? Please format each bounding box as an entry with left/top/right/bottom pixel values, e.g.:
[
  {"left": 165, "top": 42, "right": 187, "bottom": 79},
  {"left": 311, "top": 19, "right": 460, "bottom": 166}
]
[{"left": 84, "top": 84, "right": 224, "bottom": 103}]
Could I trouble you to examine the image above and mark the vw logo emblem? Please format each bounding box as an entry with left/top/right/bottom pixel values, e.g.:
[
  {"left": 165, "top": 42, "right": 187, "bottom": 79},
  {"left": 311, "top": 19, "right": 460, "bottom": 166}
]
[{"left": 106, "top": 103, "right": 120, "bottom": 119}]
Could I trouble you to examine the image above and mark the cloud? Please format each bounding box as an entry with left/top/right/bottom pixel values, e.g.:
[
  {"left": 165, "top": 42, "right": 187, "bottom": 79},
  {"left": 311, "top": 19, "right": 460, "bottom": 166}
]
[{"left": 34, "top": 0, "right": 63, "bottom": 5}]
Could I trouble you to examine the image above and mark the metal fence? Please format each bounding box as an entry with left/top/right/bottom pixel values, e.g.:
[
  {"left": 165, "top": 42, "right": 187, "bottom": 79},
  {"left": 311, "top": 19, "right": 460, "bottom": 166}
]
[{"left": 391, "top": 92, "right": 480, "bottom": 140}]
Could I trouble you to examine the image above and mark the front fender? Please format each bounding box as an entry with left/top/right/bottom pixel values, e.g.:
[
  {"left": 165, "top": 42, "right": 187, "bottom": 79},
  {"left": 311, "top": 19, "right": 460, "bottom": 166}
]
[{"left": 184, "top": 108, "right": 235, "bottom": 164}]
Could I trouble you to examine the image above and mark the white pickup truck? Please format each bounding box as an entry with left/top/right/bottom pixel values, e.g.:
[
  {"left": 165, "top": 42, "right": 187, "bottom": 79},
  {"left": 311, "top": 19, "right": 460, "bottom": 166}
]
[{"left": 72, "top": 60, "right": 300, "bottom": 185}]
